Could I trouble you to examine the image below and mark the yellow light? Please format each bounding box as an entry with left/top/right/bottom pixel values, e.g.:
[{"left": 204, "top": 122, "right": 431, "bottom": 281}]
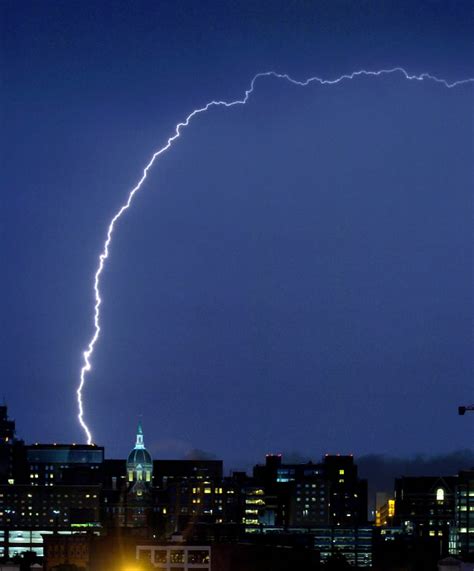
[
  {"left": 388, "top": 499, "right": 395, "bottom": 517},
  {"left": 121, "top": 563, "right": 144, "bottom": 571}
]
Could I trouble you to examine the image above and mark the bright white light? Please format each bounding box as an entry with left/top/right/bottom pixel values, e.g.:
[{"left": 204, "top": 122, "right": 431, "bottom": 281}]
[{"left": 76, "top": 67, "right": 474, "bottom": 444}]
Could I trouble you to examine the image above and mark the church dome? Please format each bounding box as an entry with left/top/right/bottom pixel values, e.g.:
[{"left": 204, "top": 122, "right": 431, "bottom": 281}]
[
  {"left": 126, "top": 421, "right": 153, "bottom": 484},
  {"left": 127, "top": 447, "right": 152, "bottom": 467}
]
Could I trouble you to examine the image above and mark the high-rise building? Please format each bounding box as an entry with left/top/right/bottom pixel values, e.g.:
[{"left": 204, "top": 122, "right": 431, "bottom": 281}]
[
  {"left": 2, "top": 439, "right": 103, "bottom": 556},
  {"left": 452, "top": 469, "right": 474, "bottom": 557},
  {"left": 251, "top": 453, "right": 367, "bottom": 528},
  {"left": 323, "top": 454, "right": 368, "bottom": 525}
]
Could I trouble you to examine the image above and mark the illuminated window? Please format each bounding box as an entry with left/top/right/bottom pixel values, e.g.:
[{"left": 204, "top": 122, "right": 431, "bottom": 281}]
[
  {"left": 436, "top": 488, "right": 445, "bottom": 502},
  {"left": 339, "top": 469, "right": 345, "bottom": 475},
  {"left": 388, "top": 499, "right": 395, "bottom": 517}
]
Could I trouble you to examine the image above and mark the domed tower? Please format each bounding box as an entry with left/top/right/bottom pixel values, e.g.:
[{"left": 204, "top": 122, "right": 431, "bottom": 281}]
[{"left": 126, "top": 421, "right": 153, "bottom": 485}]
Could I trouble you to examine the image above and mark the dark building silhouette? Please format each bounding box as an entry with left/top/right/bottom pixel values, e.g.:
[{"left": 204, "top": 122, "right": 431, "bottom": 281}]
[
  {"left": 153, "top": 459, "right": 223, "bottom": 487},
  {"left": 0, "top": 405, "right": 27, "bottom": 488},
  {"left": 0, "top": 406, "right": 15, "bottom": 443},
  {"left": 393, "top": 475, "right": 456, "bottom": 554},
  {"left": 251, "top": 453, "right": 367, "bottom": 529},
  {"left": 323, "top": 454, "right": 368, "bottom": 525}
]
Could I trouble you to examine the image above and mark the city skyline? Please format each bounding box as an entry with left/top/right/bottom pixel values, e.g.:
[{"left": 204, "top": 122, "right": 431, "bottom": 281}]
[
  {"left": 1, "top": 403, "right": 473, "bottom": 568},
  {"left": 3, "top": 403, "right": 474, "bottom": 508}
]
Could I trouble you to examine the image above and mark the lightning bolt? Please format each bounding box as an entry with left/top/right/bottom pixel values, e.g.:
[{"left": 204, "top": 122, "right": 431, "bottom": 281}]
[{"left": 77, "top": 67, "right": 474, "bottom": 444}]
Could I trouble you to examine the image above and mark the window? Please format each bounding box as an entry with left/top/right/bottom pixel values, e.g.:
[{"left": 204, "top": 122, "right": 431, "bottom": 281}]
[{"left": 436, "top": 488, "right": 445, "bottom": 502}]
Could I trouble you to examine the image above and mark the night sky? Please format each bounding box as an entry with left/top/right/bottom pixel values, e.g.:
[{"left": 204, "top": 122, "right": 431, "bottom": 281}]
[{"left": 2, "top": 1, "right": 473, "bottom": 468}]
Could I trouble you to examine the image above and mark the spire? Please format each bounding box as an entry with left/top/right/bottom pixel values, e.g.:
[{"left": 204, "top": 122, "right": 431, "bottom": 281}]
[{"left": 135, "top": 420, "right": 144, "bottom": 449}]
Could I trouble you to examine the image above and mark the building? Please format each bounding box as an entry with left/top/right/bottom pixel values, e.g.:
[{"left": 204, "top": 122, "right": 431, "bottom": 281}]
[
  {"left": 452, "top": 469, "right": 474, "bottom": 557},
  {"left": 125, "top": 421, "right": 154, "bottom": 529},
  {"left": 0, "top": 406, "right": 15, "bottom": 444},
  {"left": 43, "top": 532, "right": 93, "bottom": 571},
  {"left": 0, "top": 439, "right": 103, "bottom": 559},
  {"left": 2, "top": 407, "right": 374, "bottom": 568},
  {"left": 153, "top": 460, "right": 223, "bottom": 488},
  {"left": 323, "top": 454, "right": 368, "bottom": 525},
  {"left": 152, "top": 459, "right": 226, "bottom": 538},
  {"left": 136, "top": 541, "right": 321, "bottom": 571},
  {"left": 313, "top": 525, "right": 373, "bottom": 567},
  {"left": 251, "top": 453, "right": 367, "bottom": 529},
  {"left": 0, "top": 406, "right": 27, "bottom": 489},
  {"left": 394, "top": 476, "right": 456, "bottom": 547},
  {"left": 250, "top": 524, "right": 372, "bottom": 568},
  {"left": 137, "top": 542, "right": 211, "bottom": 570},
  {"left": 375, "top": 493, "right": 395, "bottom": 527}
]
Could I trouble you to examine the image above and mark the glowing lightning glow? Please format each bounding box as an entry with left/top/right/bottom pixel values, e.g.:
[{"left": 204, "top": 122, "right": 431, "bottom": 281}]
[{"left": 76, "top": 67, "right": 474, "bottom": 444}]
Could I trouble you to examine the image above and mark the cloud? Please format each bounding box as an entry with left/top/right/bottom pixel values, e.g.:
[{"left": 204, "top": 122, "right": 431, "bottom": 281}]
[
  {"left": 357, "top": 450, "right": 474, "bottom": 512},
  {"left": 358, "top": 449, "right": 474, "bottom": 491},
  {"left": 148, "top": 437, "right": 192, "bottom": 458},
  {"left": 183, "top": 448, "right": 218, "bottom": 461},
  {"left": 282, "top": 451, "right": 313, "bottom": 464}
]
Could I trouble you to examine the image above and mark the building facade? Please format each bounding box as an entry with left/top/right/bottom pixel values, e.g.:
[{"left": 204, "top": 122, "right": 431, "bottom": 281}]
[{"left": 452, "top": 470, "right": 474, "bottom": 557}]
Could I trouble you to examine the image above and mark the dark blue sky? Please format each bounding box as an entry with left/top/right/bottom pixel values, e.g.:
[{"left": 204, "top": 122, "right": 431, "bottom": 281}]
[{"left": 1, "top": 1, "right": 473, "bottom": 468}]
